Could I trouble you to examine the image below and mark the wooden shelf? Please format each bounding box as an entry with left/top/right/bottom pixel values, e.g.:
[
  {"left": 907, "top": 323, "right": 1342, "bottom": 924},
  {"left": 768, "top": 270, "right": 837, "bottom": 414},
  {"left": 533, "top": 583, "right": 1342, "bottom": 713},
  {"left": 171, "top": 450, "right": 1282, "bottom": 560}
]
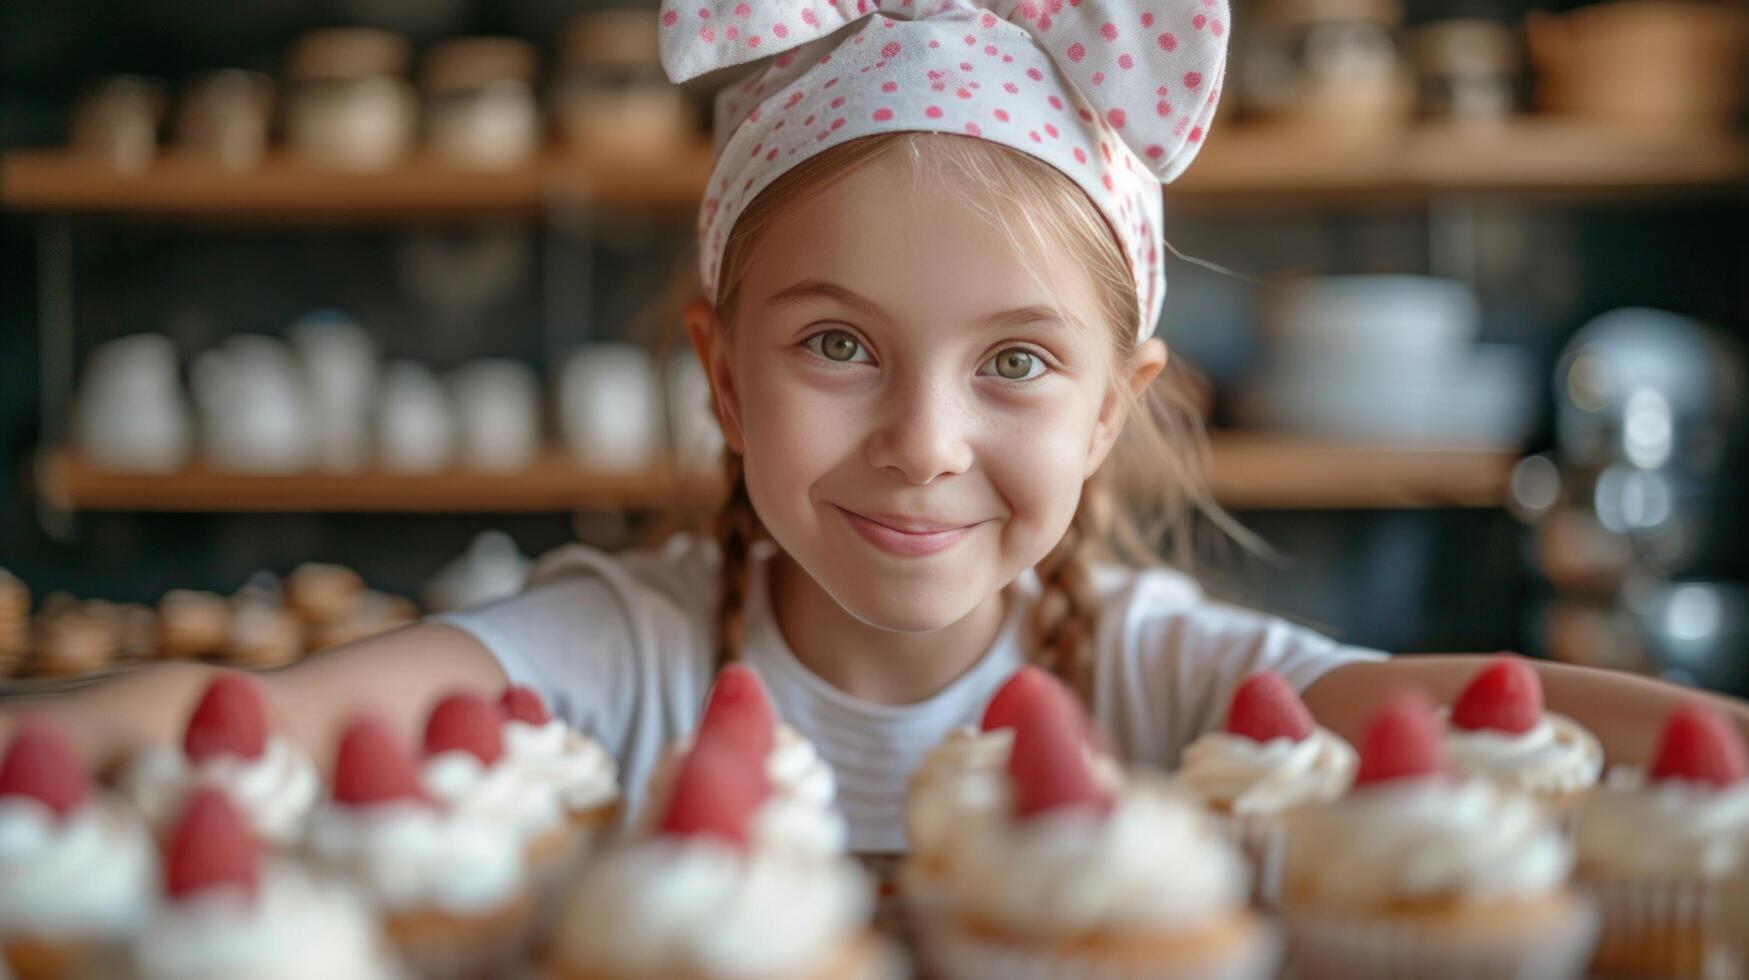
[
  {"left": 0, "top": 145, "right": 717, "bottom": 221},
  {"left": 5, "top": 120, "right": 1744, "bottom": 220},
  {"left": 42, "top": 437, "right": 1518, "bottom": 513}
]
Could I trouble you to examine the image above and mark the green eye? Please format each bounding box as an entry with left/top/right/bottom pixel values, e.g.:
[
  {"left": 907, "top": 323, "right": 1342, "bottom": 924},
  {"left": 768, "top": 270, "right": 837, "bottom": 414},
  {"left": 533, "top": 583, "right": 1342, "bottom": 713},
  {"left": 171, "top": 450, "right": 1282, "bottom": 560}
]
[
  {"left": 989, "top": 347, "right": 1042, "bottom": 381},
  {"left": 816, "top": 329, "right": 862, "bottom": 362}
]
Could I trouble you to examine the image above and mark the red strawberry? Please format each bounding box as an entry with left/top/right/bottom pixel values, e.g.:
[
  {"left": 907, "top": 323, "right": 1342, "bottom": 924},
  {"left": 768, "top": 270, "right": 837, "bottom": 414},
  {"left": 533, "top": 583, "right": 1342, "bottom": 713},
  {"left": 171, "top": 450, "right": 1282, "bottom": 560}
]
[
  {"left": 1007, "top": 682, "right": 1114, "bottom": 819},
  {"left": 1450, "top": 657, "right": 1543, "bottom": 734},
  {"left": 183, "top": 673, "right": 269, "bottom": 764},
  {"left": 499, "top": 686, "right": 551, "bottom": 726},
  {"left": 1650, "top": 702, "right": 1748, "bottom": 788},
  {"left": 0, "top": 716, "right": 93, "bottom": 818},
  {"left": 1225, "top": 672, "right": 1315, "bottom": 743},
  {"left": 698, "top": 665, "right": 777, "bottom": 758},
  {"left": 423, "top": 692, "right": 504, "bottom": 765},
  {"left": 657, "top": 737, "right": 769, "bottom": 847},
  {"left": 164, "top": 788, "right": 259, "bottom": 901},
  {"left": 332, "top": 717, "right": 428, "bottom": 807},
  {"left": 1353, "top": 691, "right": 1447, "bottom": 787},
  {"left": 980, "top": 667, "right": 1058, "bottom": 733}
]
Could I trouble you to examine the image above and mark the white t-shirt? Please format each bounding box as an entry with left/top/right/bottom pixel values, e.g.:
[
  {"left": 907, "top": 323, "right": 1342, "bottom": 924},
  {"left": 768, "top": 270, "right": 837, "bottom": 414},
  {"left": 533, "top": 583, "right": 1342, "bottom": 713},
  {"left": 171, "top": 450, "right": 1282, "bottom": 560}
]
[{"left": 435, "top": 534, "right": 1384, "bottom": 854}]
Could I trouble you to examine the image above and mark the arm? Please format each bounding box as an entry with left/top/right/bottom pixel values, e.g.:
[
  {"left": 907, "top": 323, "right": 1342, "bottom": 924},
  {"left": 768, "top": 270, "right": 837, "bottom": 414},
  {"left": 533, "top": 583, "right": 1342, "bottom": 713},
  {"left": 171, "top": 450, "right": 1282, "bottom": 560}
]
[
  {"left": 0, "top": 623, "right": 503, "bottom": 777},
  {"left": 1303, "top": 654, "right": 1749, "bottom": 765}
]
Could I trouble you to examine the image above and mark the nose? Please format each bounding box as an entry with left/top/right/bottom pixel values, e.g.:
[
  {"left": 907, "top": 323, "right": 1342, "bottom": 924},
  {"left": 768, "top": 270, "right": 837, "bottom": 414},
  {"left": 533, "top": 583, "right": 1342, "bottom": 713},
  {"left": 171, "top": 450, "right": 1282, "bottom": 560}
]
[{"left": 863, "top": 373, "right": 975, "bottom": 486}]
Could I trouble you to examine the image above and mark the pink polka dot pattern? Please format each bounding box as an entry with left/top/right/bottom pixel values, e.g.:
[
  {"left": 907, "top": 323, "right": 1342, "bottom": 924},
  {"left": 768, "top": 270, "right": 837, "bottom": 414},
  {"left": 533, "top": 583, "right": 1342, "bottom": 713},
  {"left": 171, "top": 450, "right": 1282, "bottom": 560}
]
[{"left": 659, "top": 0, "right": 1231, "bottom": 335}]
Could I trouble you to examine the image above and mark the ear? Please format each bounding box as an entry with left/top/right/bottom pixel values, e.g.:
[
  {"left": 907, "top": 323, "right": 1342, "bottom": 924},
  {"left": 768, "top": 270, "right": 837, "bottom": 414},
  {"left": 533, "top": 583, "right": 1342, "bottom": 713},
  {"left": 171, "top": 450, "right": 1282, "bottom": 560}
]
[
  {"left": 1084, "top": 338, "right": 1167, "bottom": 479},
  {"left": 684, "top": 297, "right": 746, "bottom": 454}
]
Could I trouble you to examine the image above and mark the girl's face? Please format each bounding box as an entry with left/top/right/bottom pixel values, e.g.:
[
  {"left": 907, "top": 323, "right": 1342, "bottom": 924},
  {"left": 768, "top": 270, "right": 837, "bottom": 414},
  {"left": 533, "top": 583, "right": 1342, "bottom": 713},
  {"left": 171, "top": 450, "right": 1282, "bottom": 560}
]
[{"left": 691, "top": 150, "right": 1162, "bottom": 633}]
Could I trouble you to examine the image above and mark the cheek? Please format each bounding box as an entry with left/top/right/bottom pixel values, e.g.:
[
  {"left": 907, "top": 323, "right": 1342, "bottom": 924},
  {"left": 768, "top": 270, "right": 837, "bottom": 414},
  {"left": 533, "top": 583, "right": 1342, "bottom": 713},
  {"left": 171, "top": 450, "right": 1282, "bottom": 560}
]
[
  {"left": 975, "top": 389, "right": 1102, "bottom": 542},
  {"left": 735, "top": 361, "right": 864, "bottom": 504}
]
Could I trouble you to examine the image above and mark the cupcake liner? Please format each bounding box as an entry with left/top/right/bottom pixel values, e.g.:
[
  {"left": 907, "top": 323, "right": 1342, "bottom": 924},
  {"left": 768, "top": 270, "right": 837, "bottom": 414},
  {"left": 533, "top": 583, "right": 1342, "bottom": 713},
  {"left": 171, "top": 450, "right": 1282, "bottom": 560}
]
[
  {"left": 1584, "top": 875, "right": 1724, "bottom": 977},
  {"left": 897, "top": 857, "right": 957, "bottom": 966},
  {"left": 385, "top": 896, "right": 536, "bottom": 980},
  {"left": 925, "top": 917, "right": 1280, "bottom": 980},
  {"left": 1283, "top": 894, "right": 1599, "bottom": 980}
]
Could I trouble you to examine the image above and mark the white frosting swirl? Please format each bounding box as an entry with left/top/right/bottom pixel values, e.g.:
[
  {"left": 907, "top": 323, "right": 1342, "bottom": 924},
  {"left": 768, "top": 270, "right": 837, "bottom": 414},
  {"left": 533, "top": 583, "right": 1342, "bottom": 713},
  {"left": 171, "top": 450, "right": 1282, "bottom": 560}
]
[
  {"left": 1574, "top": 781, "right": 1749, "bottom": 881},
  {"left": 1177, "top": 727, "right": 1357, "bottom": 817},
  {"left": 905, "top": 727, "right": 1013, "bottom": 860},
  {"left": 556, "top": 838, "right": 872, "bottom": 980},
  {"left": 647, "top": 724, "right": 848, "bottom": 860},
  {"left": 501, "top": 719, "right": 620, "bottom": 812},
  {"left": 123, "top": 736, "right": 319, "bottom": 848},
  {"left": 1282, "top": 778, "right": 1572, "bottom": 910},
  {"left": 420, "top": 751, "right": 564, "bottom": 846},
  {"left": 131, "top": 863, "right": 403, "bottom": 980},
  {"left": 305, "top": 800, "right": 526, "bottom": 915},
  {"left": 1441, "top": 710, "right": 1603, "bottom": 796},
  {"left": 943, "top": 779, "right": 1249, "bottom": 938},
  {"left": 0, "top": 795, "right": 157, "bottom": 939}
]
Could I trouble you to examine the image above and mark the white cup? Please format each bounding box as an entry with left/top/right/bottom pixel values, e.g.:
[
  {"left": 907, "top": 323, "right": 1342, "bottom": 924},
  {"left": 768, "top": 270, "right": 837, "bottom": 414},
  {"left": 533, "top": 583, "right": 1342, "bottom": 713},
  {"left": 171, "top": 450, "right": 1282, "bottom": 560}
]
[{"left": 559, "top": 344, "right": 664, "bottom": 472}]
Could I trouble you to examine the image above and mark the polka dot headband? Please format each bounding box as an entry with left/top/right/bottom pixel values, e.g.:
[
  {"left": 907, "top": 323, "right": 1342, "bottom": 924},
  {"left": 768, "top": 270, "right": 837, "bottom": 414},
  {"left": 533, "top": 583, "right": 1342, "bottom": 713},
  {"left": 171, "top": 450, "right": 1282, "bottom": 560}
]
[{"left": 660, "top": 0, "right": 1229, "bottom": 339}]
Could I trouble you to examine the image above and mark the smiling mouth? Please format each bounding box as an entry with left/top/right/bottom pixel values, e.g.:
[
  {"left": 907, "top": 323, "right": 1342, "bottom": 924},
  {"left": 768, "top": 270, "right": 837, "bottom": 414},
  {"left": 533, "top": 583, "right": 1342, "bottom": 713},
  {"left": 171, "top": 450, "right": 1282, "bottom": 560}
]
[{"left": 832, "top": 506, "right": 983, "bottom": 558}]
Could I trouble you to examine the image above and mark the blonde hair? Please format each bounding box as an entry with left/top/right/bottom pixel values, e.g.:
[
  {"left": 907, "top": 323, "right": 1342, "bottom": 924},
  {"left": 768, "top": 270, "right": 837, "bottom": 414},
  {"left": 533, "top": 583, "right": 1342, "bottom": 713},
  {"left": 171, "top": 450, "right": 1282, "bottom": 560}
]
[{"left": 705, "top": 132, "right": 1228, "bottom": 701}]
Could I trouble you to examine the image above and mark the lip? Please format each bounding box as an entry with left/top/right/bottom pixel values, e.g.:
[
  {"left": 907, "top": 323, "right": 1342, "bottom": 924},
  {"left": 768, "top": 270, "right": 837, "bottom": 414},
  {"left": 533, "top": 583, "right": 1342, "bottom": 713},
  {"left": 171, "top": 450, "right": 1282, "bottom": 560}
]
[{"left": 833, "top": 506, "right": 982, "bottom": 558}]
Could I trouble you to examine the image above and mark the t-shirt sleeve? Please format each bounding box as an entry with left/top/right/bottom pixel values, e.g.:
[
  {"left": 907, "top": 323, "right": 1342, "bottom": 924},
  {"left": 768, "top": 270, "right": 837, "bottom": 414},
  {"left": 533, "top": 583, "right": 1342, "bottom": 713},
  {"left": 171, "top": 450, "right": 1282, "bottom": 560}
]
[
  {"left": 431, "top": 575, "right": 645, "bottom": 751},
  {"left": 1098, "top": 574, "right": 1387, "bottom": 768}
]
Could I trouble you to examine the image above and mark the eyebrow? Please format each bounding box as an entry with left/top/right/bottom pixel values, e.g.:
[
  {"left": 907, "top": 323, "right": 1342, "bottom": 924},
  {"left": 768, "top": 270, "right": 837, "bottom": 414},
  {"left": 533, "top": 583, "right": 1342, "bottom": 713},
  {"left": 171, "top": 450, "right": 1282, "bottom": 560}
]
[{"left": 765, "top": 278, "right": 1074, "bottom": 331}]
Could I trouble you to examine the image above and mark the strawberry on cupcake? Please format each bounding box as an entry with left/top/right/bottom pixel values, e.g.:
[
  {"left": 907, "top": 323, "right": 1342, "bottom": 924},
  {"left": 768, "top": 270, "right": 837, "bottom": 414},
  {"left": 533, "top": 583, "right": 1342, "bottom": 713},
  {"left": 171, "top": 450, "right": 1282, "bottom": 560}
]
[
  {"left": 1441, "top": 657, "right": 1602, "bottom": 810},
  {"left": 644, "top": 665, "right": 847, "bottom": 861},
  {"left": 1, "top": 718, "right": 157, "bottom": 980},
  {"left": 129, "top": 788, "right": 402, "bottom": 979},
  {"left": 121, "top": 672, "right": 319, "bottom": 849},
  {"left": 902, "top": 668, "right": 1123, "bottom": 930},
  {"left": 307, "top": 716, "right": 534, "bottom": 978},
  {"left": 550, "top": 730, "right": 894, "bottom": 979},
  {"left": 925, "top": 672, "right": 1275, "bottom": 980},
  {"left": 417, "top": 692, "right": 572, "bottom": 884},
  {"left": 497, "top": 686, "right": 622, "bottom": 837},
  {"left": 1177, "top": 671, "right": 1357, "bottom": 902},
  {"left": 1280, "top": 692, "right": 1596, "bottom": 979},
  {"left": 1574, "top": 701, "right": 1749, "bottom": 976}
]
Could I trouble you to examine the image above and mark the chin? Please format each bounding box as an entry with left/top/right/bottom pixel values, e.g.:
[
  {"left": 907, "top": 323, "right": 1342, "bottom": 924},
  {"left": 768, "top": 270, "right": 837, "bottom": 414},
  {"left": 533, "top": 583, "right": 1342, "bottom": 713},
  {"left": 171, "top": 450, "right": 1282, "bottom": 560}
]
[{"left": 815, "top": 561, "right": 989, "bottom": 633}]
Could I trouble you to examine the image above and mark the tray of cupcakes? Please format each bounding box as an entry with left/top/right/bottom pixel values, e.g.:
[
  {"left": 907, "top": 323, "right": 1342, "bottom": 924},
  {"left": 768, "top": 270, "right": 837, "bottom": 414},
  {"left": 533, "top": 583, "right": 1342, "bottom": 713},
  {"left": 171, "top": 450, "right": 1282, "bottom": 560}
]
[
  {"left": 3, "top": 657, "right": 1747, "bottom": 978},
  {"left": 0, "top": 564, "right": 417, "bottom": 687}
]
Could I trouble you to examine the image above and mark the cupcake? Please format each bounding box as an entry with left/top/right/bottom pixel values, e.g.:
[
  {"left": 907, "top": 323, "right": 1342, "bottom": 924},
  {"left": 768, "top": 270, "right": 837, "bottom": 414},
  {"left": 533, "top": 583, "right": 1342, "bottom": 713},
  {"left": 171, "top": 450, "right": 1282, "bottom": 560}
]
[
  {"left": 1177, "top": 671, "right": 1357, "bottom": 903},
  {"left": 1441, "top": 657, "right": 1602, "bottom": 813},
  {"left": 29, "top": 605, "right": 115, "bottom": 679},
  {"left": 1, "top": 718, "right": 157, "bottom": 980},
  {"left": 121, "top": 672, "right": 320, "bottom": 849},
  {"left": 1573, "top": 701, "right": 1749, "bottom": 976},
  {"left": 927, "top": 673, "right": 1276, "bottom": 980},
  {"left": 1280, "top": 691, "right": 1598, "bottom": 979},
  {"left": 549, "top": 733, "right": 897, "bottom": 979},
  {"left": 418, "top": 691, "right": 574, "bottom": 926},
  {"left": 307, "top": 716, "right": 533, "bottom": 978},
  {"left": 497, "top": 685, "right": 622, "bottom": 840},
  {"left": 154, "top": 590, "right": 229, "bottom": 660},
  {"left": 902, "top": 668, "right": 1124, "bottom": 929},
  {"left": 127, "top": 787, "right": 403, "bottom": 980},
  {"left": 221, "top": 597, "right": 304, "bottom": 670},
  {"left": 284, "top": 562, "right": 364, "bottom": 629},
  {"left": 646, "top": 665, "right": 847, "bottom": 861},
  {"left": 0, "top": 568, "right": 28, "bottom": 678}
]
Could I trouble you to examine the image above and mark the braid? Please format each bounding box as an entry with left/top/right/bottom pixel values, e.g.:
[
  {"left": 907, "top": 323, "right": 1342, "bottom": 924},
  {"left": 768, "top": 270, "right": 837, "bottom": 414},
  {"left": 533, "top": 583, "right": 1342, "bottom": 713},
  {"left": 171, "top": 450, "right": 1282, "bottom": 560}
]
[
  {"left": 1030, "top": 482, "right": 1110, "bottom": 704},
  {"left": 713, "top": 451, "right": 761, "bottom": 666}
]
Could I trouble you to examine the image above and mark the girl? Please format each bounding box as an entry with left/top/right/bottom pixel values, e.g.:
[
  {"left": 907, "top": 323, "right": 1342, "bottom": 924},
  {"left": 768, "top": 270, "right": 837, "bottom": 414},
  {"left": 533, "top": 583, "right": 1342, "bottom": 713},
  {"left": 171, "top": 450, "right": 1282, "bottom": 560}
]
[{"left": 4, "top": 0, "right": 1743, "bottom": 855}]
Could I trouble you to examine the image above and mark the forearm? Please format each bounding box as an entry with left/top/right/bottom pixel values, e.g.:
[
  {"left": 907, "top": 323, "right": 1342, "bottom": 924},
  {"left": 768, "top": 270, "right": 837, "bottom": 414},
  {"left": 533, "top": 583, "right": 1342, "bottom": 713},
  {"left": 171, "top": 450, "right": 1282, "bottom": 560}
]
[
  {"left": 0, "top": 623, "right": 504, "bottom": 776},
  {"left": 1304, "top": 654, "right": 1749, "bottom": 766}
]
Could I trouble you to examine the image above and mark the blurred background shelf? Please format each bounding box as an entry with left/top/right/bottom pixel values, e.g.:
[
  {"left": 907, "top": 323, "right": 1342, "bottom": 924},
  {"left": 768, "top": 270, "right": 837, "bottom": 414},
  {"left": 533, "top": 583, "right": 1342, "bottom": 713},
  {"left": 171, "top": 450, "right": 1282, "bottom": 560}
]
[
  {"left": 42, "top": 437, "right": 1520, "bottom": 513},
  {"left": 1, "top": 145, "right": 717, "bottom": 220},
  {"left": 7, "top": 121, "right": 1745, "bottom": 221}
]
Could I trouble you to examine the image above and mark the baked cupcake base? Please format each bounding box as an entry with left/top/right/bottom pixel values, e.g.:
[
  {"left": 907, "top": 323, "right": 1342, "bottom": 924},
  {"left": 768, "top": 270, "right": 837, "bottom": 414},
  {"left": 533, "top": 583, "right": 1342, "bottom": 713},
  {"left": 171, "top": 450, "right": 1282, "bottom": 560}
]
[
  {"left": 5, "top": 935, "right": 104, "bottom": 980},
  {"left": 547, "top": 931, "right": 901, "bottom": 980},
  {"left": 1585, "top": 875, "right": 1722, "bottom": 977},
  {"left": 928, "top": 912, "right": 1279, "bottom": 980},
  {"left": 385, "top": 892, "right": 536, "bottom": 980},
  {"left": 1284, "top": 892, "right": 1598, "bottom": 980}
]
